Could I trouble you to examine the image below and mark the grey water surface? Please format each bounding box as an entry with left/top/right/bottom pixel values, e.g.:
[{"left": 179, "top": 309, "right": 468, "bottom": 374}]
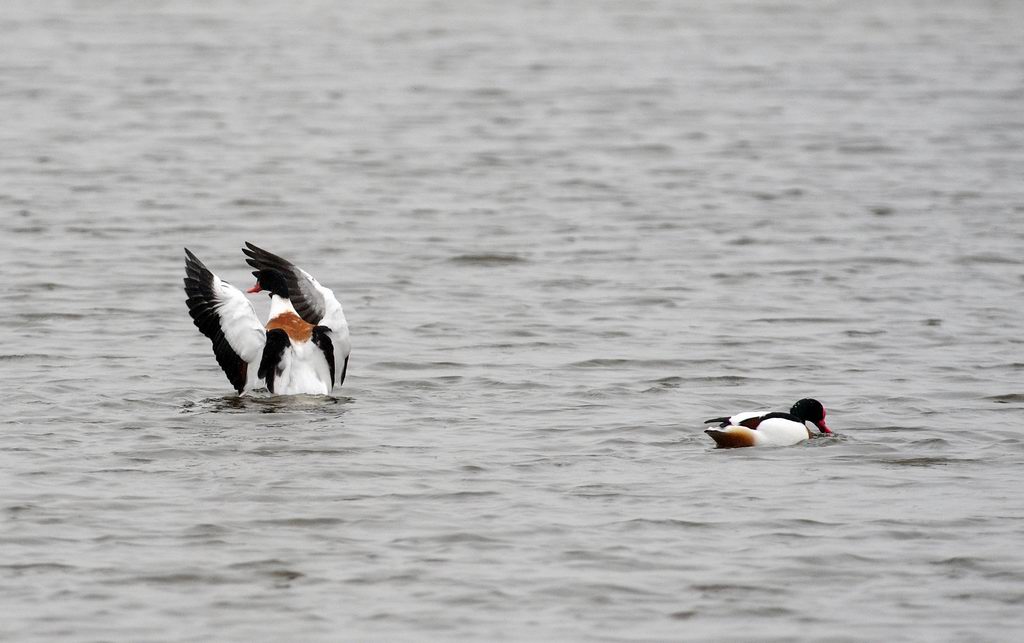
[{"left": 2, "top": 1, "right": 1024, "bottom": 640}]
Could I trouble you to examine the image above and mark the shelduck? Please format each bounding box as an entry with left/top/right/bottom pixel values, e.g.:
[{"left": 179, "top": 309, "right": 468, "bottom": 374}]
[
  {"left": 704, "top": 398, "right": 832, "bottom": 448},
  {"left": 183, "top": 243, "right": 351, "bottom": 395}
]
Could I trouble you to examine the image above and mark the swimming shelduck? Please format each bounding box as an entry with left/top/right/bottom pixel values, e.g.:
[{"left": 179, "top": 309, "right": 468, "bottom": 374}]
[
  {"left": 184, "top": 243, "right": 351, "bottom": 395},
  {"left": 704, "top": 398, "right": 832, "bottom": 448}
]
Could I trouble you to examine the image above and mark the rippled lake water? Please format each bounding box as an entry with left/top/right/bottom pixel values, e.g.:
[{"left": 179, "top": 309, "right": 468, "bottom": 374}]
[{"left": 3, "top": 1, "right": 1024, "bottom": 640}]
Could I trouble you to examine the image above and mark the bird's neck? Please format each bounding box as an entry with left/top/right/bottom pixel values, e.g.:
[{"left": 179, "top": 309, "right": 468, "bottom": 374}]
[{"left": 268, "top": 294, "right": 298, "bottom": 319}]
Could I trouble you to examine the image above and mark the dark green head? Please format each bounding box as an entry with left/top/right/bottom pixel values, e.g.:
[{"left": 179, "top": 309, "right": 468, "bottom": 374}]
[
  {"left": 246, "top": 269, "right": 289, "bottom": 298},
  {"left": 790, "top": 398, "right": 831, "bottom": 434}
]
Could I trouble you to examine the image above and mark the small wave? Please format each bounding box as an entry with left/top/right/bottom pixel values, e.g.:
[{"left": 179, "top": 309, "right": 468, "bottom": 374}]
[
  {"left": 123, "top": 572, "right": 235, "bottom": 585},
  {"left": 615, "top": 518, "right": 714, "bottom": 530},
  {"left": 0, "top": 562, "right": 77, "bottom": 573},
  {"left": 448, "top": 253, "right": 526, "bottom": 266},
  {"left": 253, "top": 447, "right": 365, "bottom": 457},
  {"left": 16, "top": 312, "right": 87, "bottom": 321},
  {"left": 539, "top": 277, "right": 607, "bottom": 289},
  {"left": 882, "top": 456, "right": 972, "bottom": 467},
  {"left": 750, "top": 316, "right": 850, "bottom": 324},
  {"left": 0, "top": 353, "right": 56, "bottom": 361},
  {"left": 228, "top": 197, "right": 284, "bottom": 207},
  {"left": 930, "top": 556, "right": 989, "bottom": 571},
  {"left": 181, "top": 395, "right": 350, "bottom": 414},
  {"left": 765, "top": 518, "right": 844, "bottom": 528},
  {"left": 956, "top": 253, "right": 1019, "bottom": 265},
  {"left": 870, "top": 424, "right": 926, "bottom": 432},
  {"left": 987, "top": 393, "right": 1024, "bottom": 403},
  {"left": 569, "top": 358, "right": 686, "bottom": 369},
  {"left": 378, "top": 378, "right": 450, "bottom": 390},
  {"left": 844, "top": 329, "right": 887, "bottom": 337},
  {"left": 836, "top": 142, "right": 901, "bottom": 154},
  {"left": 225, "top": 558, "right": 289, "bottom": 570},
  {"left": 647, "top": 375, "right": 683, "bottom": 386},
  {"left": 803, "top": 433, "right": 846, "bottom": 447},
  {"left": 252, "top": 517, "right": 346, "bottom": 528},
  {"left": 373, "top": 360, "right": 464, "bottom": 370},
  {"left": 391, "top": 532, "right": 503, "bottom": 546},
  {"left": 183, "top": 523, "right": 230, "bottom": 536},
  {"left": 907, "top": 437, "right": 952, "bottom": 448},
  {"left": 692, "top": 583, "right": 784, "bottom": 595}
]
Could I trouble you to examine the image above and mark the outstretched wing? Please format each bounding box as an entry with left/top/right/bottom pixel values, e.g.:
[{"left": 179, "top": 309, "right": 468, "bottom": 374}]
[
  {"left": 242, "top": 242, "right": 352, "bottom": 388},
  {"left": 184, "top": 248, "right": 267, "bottom": 393},
  {"left": 242, "top": 242, "right": 331, "bottom": 325}
]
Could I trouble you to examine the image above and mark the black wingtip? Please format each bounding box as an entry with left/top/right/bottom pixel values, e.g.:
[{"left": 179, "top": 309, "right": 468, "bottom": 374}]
[
  {"left": 242, "top": 243, "right": 265, "bottom": 257},
  {"left": 184, "top": 248, "right": 209, "bottom": 271},
  {"left": 241, "top": 242, "right": 263, "bottom": 269},
  {"left": 241, "top": 242, "right": 294, "bottom": 273},
  {"left": 242, "top": 241, "right": 267, "bottom": 258},
  {"left": 183, "top": 249, "right": 212, "bottom": 285}
]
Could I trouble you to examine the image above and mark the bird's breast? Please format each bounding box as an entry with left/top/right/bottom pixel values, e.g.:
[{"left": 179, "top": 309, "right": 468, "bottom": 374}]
[{"left": 266, "top": 311, "right": 314, "bottom": 342}]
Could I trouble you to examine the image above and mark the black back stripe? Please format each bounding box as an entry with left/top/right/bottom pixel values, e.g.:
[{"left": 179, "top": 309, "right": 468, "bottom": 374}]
[
  {"left": 184, "top": 249, "right": 251, "bottom": 393},
  {"left": 703, "top": 409, "right": 805, "bottom": 431},
  {"left": 258, "top": 329, "right": 290, "bottom": 394},
  {"left": 311, "top": 326, "right": 335, "bottom": 387},
  {"left": 760, "top": 411, "right": 802, "bottom": 423},
  {"left": 338, "top": 355, "right": 349, "bottom": 388}
]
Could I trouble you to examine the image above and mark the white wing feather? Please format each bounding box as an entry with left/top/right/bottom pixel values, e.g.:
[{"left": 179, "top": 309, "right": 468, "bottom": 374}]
[
  {"left": 306, "top": 272, "right": 352, "bottom": 386},
  {"left": 213, "top": 274, "right": 267, "bottom": 365}
]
